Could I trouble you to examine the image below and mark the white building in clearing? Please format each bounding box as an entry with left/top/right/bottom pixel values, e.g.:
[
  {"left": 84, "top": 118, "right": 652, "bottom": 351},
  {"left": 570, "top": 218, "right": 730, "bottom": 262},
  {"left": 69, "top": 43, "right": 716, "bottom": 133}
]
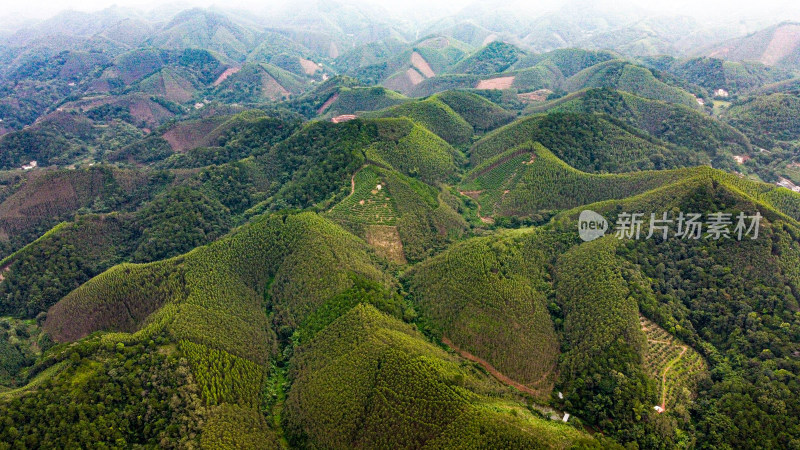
[
  {"left": 713, "top": 88, "right": 730, "bottom": 98},
  {"left": 21, "top": 161, "right": 37, "bottom": 170}
]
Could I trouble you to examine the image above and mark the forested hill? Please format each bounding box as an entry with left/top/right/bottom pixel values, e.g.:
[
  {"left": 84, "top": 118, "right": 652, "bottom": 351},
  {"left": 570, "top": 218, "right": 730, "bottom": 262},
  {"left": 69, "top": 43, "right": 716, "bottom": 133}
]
[{"left": 1, "top": 4, "right": 800, "bottom": 449}]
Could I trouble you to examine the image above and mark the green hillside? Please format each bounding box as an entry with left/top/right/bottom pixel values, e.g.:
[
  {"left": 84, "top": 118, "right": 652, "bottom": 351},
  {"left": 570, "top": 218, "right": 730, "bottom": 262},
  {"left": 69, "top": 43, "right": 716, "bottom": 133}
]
[
  {"left": 644, "top": 56, "right": 794, "bottom": 94},
  {"left": 468, "top": 112, "right": 702, "bottom": 171},
  {"left": 463, "top": 141, "right": 800, "bottom": 221},
  {"left": 210, "top": 62, "right": 306, "bottom": 103},
  {"left": 0, "top": 112, "right": 146, "bottom": 169},
  {"left": 565, "top": 60, "right": 701, "bottom": 109},
  {"left": 530, "top": 87, "right": 752, "bottom": 164},
  {"left": 5, "top": 8, "right": 800, "bottom": 448},
  {"left": 326, "top": 165, "right": 467, "bottom": 262},
  {"left": 0, "top": 166, "right": 166, "bottom": 259},
  {"left": 554, "top": 236, "right": 655, "bottom": 439},
  {"left": 291, "top": 78, "right": 409, "bottom": 118},
  {"left": 451, "top": 41, "right": 525, "bottom": 75},
  {"left": 433, "top": 90, "right": 515, "bottom": 132},
  {"left": 406, "top": 229, "right": 567, "bottom": 399},
  {"left": 0, "top": 215, "right": 136, "bottom": 318},
  {"left": 346, "top": 40, "right": 471, "bottom": 94},
  {"left": 146, "top": 8, "right": 260, "bottom": 61},
  {"left": 366, "top": 97, "right": 474, "bottom": 145},
  {"left": 361, "top": 118, "right": 461, "bottom": 184},
  {"left": 285, "top": 303, "right": 597, "bottom": 448},
  {"left": 513, "top": 48, "right": 619, "bottom": 78},
  {"left": 724, "top": 93, "right": 800, "bottom": 148}
]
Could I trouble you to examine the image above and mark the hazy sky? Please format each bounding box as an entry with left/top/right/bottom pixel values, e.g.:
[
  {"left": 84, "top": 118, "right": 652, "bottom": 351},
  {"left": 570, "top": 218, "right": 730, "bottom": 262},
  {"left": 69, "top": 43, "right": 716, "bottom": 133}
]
[{"left": 2, "top": 0, "right": 799, "bottom": 25}]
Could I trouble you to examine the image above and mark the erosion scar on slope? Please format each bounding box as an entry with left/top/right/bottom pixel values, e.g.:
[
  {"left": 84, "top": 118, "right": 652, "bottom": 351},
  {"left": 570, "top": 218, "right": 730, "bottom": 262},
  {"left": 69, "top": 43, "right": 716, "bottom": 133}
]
[{"left": 442, "top": 336, "right": 540, "bottom": 396}]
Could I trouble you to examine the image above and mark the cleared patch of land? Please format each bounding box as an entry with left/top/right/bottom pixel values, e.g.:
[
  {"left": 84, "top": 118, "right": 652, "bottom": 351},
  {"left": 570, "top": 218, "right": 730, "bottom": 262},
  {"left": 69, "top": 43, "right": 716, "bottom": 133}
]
[
  {"left": 410, "top": 52, "right": 435, "bottom": 78},
  {"left": 299, "top": 58, "right": 320, "bottom": 75},
  {"left": 640, "top": 315, "right": 708, "bottom": 411},
  {"left": 406, "top": 68, "right": 425, "bottom": 86},
  {"left": 213, "top": 67, "right": 240, "bottom": 86},
  {"left": 518, "top": 89, "right": 553, "bottom": 103},
  {"left": 317, "top": 93, "right": 338, "bottom": 114},
  {"left": 762, "top": 23, "right": 800, "bottom": 65},
  {"left": 476, "top": 76, "right": 515, "bottom": 90},
  {"left": 365, "top": 225, "right": 406, "bottom": 264}
]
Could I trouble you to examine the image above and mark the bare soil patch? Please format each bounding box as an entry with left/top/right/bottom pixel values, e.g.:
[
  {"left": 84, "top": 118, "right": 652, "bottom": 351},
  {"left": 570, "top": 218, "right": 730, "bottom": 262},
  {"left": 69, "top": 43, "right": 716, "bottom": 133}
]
[
  {"left": 260, "top": 73, "right": 291, "bottom": 100},
  {"left": 317, "top": 93, "right": 339, "bottom": 114},
  {"left": 213, "top": 67, "right": 240, "bottom": 86},
  {"left": 410, "top": 52, "right": 435, "bottom": 78},
  {"left": 476, "top": 76, "right": 515, "bottom": 90},
  {"left": 517, "top": 89, "right": 553, "bottom": 103},
  {"left": 406, "top": 68, "right": 425, "bottom": 86},
  {"left": 365, "top": 225, "right": 406, "bottom": 264},
  {"left": 442, "top": 336, "right": 542, "bottom": 396},
  {"left": 762, "top": 24, "right": 800, "bottom": 65},
  {"left": 299, "top": 58, "right": 321, "bottom": 75}
]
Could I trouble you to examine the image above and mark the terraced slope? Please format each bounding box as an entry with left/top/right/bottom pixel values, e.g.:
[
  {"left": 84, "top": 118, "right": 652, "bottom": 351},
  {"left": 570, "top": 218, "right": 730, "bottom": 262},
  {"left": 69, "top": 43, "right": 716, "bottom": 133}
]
[
  {"left": 640, "top": 315, "right": 708, "bottom": 412},
  {"left": 327, "top": 164, "right": 467, "bottom": 263},
  {"left": 463, "top": 141, "right": 800, "bottom": 221}
]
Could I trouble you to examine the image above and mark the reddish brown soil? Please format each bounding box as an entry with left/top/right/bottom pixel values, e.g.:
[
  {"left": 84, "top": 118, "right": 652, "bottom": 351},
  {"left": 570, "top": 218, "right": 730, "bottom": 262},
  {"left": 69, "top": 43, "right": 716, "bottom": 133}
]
[
  {"left": 476, "top": 76, "right": 515, "bottom": 90},
  {"left": 299, "top": 58, "right": 320, "bottom": 75},
  {"left": 443, "top": 336, "right": 539, "bottom": 396},
  {"left": 317, "top": 93, "right": 339, "bottom": 114},
  {"left": 406, "top": 68, "right": 424, "bottom": 86},
  {"left": 213, "top": 67, "right": 240, "bottom": 86},
  {"left": 762, "top": 24, "right": 800, "bottom": 65},
  {"left": 410, "top": 52, "right": 435, "bottom": 78}
]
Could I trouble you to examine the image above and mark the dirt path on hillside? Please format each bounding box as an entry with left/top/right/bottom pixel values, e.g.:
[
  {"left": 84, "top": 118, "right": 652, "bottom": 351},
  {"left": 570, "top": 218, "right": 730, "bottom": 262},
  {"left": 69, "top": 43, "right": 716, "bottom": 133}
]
[
  {"left": 458, "top": 190, "right": 494, "bottom": 224},
  {"left": 660, "top": 345, "right": 688, "bottom": 411},
  {"left": 327, "top": 166, "right": 365, "bottom": 213},
  {"left": 442, "top": 336, "right": 541, "bottom": 396}
]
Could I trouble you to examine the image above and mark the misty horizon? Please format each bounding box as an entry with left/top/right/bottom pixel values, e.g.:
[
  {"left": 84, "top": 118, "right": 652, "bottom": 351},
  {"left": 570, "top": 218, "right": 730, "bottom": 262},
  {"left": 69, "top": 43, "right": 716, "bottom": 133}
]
[{"left": 2, "top": 0, "right": 800, "bottom": 33}]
